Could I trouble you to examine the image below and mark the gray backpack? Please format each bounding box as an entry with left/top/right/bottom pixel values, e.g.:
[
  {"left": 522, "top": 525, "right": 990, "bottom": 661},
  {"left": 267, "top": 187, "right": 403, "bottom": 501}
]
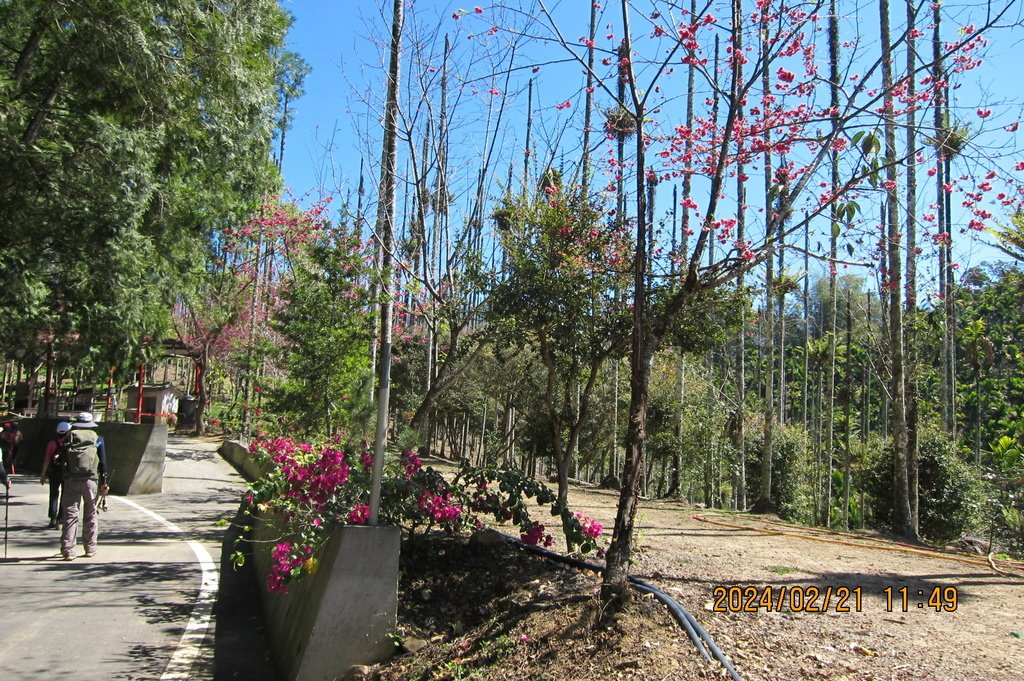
[{"left": 63, "top": 429, "right": 99, "bottom": 480}]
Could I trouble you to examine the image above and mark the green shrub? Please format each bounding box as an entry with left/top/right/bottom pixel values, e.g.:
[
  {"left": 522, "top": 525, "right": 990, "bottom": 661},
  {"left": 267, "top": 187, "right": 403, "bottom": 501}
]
[
  {"left": 867, "top": 428, "right": 981, "bottom": 544},
  {"left": 746, "top": 424, "right": 814, "bottom": 523},
  {"left": 980, "top": 431, "right": 1024, "bottom": 557}
]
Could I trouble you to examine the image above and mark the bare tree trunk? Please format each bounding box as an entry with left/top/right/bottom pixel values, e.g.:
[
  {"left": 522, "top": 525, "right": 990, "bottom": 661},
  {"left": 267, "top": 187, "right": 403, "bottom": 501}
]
[
  {"left": 604, "top": 1, "right": 648, "bottom": 607},
  {"left": 478, "top": 398, "right": 488, "bottom": 465},
  {"left": 608, "top": 36, "right": 629, "bottom": 484},
  {"left": 777, "top": 244, "right": 787, "bottom": 426},
  {"left": 823, "top": 0, "right": 840, "bottom": 529},
  {"left": 904, "top": 0, "right": 920, "bottom": 534},
  {"left": 668, "top": 353, "right": 684, "bottom": 497},
  {"left": 753, "top": 13, "right": 775, "bottom": 514},
  {"left": 932, "top": 3, "right": 955, "bottom": 434},
  {"left": 843, "top": 291, "right": 853, "bottom": 530},
  {"left": 862, "top": 293, "right": 872, "bottom": 444},
  {"left": 802, "top": 220, "right": 811, "bottom": 515},
  {"left": 581, "top": 0, "right": 597, "bottom": 194},
  {"left": 756, "top": 261, "right": 776, "bottom": 514},
  {"left": 369, "top": 0, "right": 404, "bottom": 525},
  {"left": 611, "top": 360, "right": 619, "bottom": 478},
  {"left": 459, "top": 415, "right": 469, "bottom": 462},
  {"left": 733, "top": 0, "right": 747, "bottom": 510},
  {"left": 880, "top": 0, "right": 915, "bottom": 540},
  {"left": 523, "top": 79, "right": 533, "bottom": 195}
]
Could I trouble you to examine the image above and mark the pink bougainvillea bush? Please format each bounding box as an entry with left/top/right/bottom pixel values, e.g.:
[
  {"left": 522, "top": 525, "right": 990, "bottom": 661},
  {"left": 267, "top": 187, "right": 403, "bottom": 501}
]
[{"left": 235, "top": 436, "right": 603, "bottom": 593}]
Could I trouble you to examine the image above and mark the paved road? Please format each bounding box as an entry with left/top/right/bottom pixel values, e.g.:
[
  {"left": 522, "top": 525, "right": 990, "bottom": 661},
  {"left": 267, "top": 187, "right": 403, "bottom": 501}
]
[{"left": 0, "top": 435, "right": 276, "bottom": 680}]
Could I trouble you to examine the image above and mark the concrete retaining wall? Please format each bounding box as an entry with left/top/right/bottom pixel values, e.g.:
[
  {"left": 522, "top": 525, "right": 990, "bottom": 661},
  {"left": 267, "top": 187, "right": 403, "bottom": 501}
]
[
  {"left": 251, "top": 518, "right": 401, "bottom": 681},
  {"left": 218, "top": 439, "right": 266, "bottom": 482},
  {"left": 220, "top": 440, "right": 401, "bottom": 680},
  {"left": 11, "top": 418, "right": 166, "bottom": 495}
]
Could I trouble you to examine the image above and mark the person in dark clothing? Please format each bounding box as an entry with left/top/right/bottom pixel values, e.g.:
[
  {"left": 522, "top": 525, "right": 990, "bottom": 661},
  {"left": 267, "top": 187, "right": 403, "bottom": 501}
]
[
  {"left": 0, "top": 421, "right": 23, "bottom": 474},
  {"left": 40, "top": 421, "right": 71, "bottom": 528}
]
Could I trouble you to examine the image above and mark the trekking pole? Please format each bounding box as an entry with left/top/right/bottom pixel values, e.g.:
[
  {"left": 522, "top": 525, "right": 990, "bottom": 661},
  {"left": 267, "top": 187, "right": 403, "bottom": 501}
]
[
  {"left": 98, "top": 470, "right": 112, "bottom": 512},
  {"left": 4, "top": 486, "right": 9, "bottom": 559}
]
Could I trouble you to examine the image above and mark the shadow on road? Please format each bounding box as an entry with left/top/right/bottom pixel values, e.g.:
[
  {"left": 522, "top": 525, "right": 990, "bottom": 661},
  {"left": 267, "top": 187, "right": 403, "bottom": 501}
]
[{"left": 213, "top": 499, "right": 277, "bottom": 681}]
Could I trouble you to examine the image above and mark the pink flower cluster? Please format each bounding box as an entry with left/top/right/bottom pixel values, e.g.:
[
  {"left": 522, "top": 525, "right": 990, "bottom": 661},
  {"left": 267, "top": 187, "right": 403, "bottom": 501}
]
[
  {"left": 401, "top": 449, "right": 422, "bottom": 478},
  {"left": 290, "top": 449, "right": 350, "bottom": 511},
  {"left": 251, "top": 438, "right": 351, "bottom": 514},
  {"left": 576, "top": 513, "right": 603, "bottom": 540},
  {"left": 520, "top": 521, "right": 553, "bottom": 547},
  {"left": 268, "top": 541, "right": 312, "bottom": 593},
  {"left": 418, "top": 489, "right": 462, "bottom": 522},
  {"left": 348, "top": 504, "right": 371, "bottom": 525}
]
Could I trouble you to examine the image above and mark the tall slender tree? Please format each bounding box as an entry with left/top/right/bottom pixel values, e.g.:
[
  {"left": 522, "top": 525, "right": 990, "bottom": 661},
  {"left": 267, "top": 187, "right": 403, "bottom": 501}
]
[
  {"left": 904, "top": 0, "right": 921, "bottom": 533},
  {"left": 880, "top": 0, "right": 915, "bottom": 540},
  {"left": 369, "top": 0, "right": 404, "bottom": 525}
]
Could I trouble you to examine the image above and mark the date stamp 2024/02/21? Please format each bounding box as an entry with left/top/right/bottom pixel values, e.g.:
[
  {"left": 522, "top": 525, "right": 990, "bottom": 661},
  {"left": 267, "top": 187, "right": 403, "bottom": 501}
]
[{"left": 711, "top": 585, "right": 959, "bottom": 613}]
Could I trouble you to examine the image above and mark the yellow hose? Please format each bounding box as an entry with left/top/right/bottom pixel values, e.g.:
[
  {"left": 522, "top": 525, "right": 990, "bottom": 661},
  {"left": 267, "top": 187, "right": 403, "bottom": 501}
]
[{"left": 692, "top": 512, "right": 1024, "bottom": 575}]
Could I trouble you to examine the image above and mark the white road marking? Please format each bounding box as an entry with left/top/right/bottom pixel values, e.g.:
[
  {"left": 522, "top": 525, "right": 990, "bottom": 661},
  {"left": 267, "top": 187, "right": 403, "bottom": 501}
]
[{"left": 114, "top": 496, "right": 219, "bottom": 681}]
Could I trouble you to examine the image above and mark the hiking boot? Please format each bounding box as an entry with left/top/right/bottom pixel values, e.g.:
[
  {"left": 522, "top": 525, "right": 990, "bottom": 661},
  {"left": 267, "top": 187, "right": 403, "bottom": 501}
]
[
  {"left": 84, "top": 551, "right": 96, "bottom": 558},
  {"left": 62, "top": 553, "right": 75, "bottom": 561}
]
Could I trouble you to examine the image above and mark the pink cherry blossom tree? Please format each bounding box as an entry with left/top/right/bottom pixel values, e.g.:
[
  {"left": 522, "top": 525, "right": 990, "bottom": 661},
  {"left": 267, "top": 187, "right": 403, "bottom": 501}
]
[
  {"left": 470, "top": 0, "right": 1024, "bottom": 608},
  {"left": 174, "top": 195, "right": 331, "bottom": 434}
]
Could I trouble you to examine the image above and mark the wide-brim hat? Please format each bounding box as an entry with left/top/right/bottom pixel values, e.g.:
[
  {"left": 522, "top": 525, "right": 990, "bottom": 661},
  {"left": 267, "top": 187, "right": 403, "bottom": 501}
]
[{"left": 72, "top": 412, "right": 97, "bottom": 428}]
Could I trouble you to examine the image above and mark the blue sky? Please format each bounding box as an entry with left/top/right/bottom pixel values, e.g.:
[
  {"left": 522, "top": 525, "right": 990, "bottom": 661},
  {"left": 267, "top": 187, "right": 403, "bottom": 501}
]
[
  {"left": 276, "top": 1, "right": 1023, "bottom": 286},
  {"left": 278, "top": 0, "right": 368, "bottom": 199}
]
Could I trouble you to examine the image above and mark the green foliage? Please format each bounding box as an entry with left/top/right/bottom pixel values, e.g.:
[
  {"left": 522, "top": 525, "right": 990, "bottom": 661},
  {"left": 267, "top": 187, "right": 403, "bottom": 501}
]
[
  {"left": 0, "top": 0, "right": 289, "bottom": 369},
  {"left": 238, "top": 437, "right": 605, "bottom": 592},
  {"left": 867, "top": 428, "right": 982, "bottom": 544},
  {"left": 987, "top": 212, "right": 1024, "bottom": 263},
  {"left": 765, "top": 565, "right": 799, "bottom": 575},
  {"left": 954, "top": 265, "right": 1024, "bottom": 453},
  {"left": 489, "top": 178, "right": 632, "bottom": 498},
  {"left": 269, "top": 223, "right": 373, "bottom": 438},
  {"left": 659, "top": 286, "right": 748, "bottom": 355},
  {"left": 979, "top": 425, "right": 1024, "bottom": 556},
  {"left": 1000, "top": 507, "right": 1024, "bottom": 556},
  {"left": 988, "top": 433, "right": 1024, "bottom": 473},
  {"left": 746, "top": 424, "right": 815, "bottom": 523},
  {"left": 491, "top": 181, "right": 631, "bottom": 354}
]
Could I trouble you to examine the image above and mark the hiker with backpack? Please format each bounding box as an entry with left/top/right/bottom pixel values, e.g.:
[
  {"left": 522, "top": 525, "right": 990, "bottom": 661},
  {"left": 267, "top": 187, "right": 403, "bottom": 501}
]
[
  {"left": 39, "top": 421, "right": 72, "bottom": 529},
  {"left": 0, "top": 456, "right": 9, "bottom": 490},
  {"left": 1, "top": 458, "right": 9, "bottom": 557},
  {"left": 59, "top": 413, "right": 109, "bottom": 561},
  {"left": 0, "top": 420, "right": 23, "bottom": 474}
]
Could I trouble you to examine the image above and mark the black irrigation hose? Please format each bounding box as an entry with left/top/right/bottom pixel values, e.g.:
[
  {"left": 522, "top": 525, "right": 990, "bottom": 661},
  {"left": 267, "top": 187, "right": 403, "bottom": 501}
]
[
  {"left": 630, "top": 577, "right": 742, "bottom": 681},
  {"left": 500, "top": 533, "right": 744, "bottom": 681},
  {"left": 629, "top": 578, "right": 711, "bottom": 662}
]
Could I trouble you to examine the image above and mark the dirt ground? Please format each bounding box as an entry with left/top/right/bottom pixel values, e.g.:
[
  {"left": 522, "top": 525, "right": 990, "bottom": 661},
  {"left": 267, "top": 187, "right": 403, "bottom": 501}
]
[{"left": 370, "top": 481, "right": 1024, "bottom": 681}]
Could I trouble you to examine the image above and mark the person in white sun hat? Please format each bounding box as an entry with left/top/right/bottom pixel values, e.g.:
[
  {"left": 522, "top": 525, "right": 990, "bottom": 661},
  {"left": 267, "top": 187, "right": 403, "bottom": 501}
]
[{"left": 58, "top": 413, "right": 109, "bottom": 560}]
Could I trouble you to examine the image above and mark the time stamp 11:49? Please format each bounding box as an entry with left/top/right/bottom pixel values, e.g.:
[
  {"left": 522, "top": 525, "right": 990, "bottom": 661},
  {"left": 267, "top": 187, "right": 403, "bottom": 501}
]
[{"left": 711, "top": 585, "right": 959, "bottom": 613}]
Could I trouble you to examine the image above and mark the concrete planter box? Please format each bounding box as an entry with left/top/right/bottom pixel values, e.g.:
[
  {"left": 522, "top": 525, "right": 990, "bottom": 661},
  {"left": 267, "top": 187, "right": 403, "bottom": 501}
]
[
  {"left": 218, "top": 439, "right": 267, "bottom": 482},
  {"left": 251, "top": 516, "right": 401, "bottom": 681},
  {"left": 221, "top": 440, "right": 401, "bottom": 679}
]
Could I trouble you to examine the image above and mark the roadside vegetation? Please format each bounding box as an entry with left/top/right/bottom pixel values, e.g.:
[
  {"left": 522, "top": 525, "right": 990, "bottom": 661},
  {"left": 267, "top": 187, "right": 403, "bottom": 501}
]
[{"left": 2, "top": 0, "right": 1024, "bottom": 624}]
